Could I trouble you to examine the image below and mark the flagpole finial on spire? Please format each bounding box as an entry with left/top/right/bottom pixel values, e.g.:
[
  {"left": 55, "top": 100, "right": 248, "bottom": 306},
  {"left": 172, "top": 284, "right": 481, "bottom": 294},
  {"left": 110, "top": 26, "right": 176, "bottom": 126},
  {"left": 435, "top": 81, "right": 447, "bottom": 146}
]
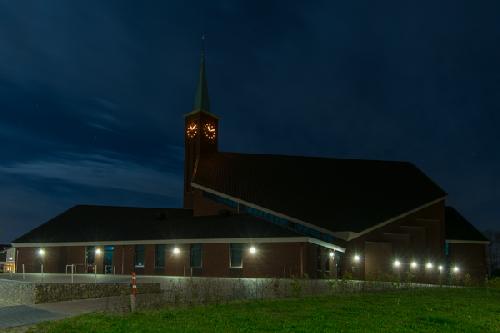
[{"left": 201, "top": 33, "right": 206, "bottom": 57}]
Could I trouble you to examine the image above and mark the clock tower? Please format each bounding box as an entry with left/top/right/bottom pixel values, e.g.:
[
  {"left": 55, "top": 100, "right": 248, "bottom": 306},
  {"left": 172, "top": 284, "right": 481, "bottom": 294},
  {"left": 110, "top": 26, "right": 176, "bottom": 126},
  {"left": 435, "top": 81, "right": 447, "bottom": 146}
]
[{"left": 184, "top": 49, "right": 219, "bottom": 208}]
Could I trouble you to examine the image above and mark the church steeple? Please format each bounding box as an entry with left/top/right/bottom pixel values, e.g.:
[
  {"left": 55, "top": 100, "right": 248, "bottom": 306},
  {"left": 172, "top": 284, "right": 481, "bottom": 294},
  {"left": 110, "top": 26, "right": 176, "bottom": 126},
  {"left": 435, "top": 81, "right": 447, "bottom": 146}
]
[
  {"left": 193, "top": 48, "right": 210, "bottom": 113},
  {"left": 183, "top": 39, "right": 219, "bottom": 209}
]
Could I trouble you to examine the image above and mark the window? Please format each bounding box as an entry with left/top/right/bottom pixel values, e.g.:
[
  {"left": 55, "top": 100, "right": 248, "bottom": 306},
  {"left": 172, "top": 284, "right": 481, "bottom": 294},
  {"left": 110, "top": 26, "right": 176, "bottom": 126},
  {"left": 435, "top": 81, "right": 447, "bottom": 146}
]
[
  {"left": 85, "top": 246, "right": 95, "bottom": 265},
  {"left": 134, "top": 245, "right": 145, "bottom": 268},
  {"left": 316, "top": 246, "right": 322, "bottom": 271},
  {"left": 335, "top": 252, "right": 343, "bottom": 277},
  {"left": 325, "top": 252, "right": 331, "bottom": 272},
  {"left": 203, "top": 190, "right": 335, "bottom": 243},
  {"left": 103, "top": 246, "right": 114, "bottom": 274},
  {"left": 230, "top": 244, "right": 243, "bottom": 268},
  {"left": 155, "top": 245, "right": 165, "bottom": 268},
  {"left": 190, "top": 244, "right": 202, "bottom": 268}
]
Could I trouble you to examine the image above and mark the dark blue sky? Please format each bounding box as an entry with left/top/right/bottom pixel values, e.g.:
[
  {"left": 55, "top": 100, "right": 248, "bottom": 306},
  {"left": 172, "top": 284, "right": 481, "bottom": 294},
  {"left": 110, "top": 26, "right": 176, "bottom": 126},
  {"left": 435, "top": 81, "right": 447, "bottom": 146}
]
[{"left": 1, "top": 1, "right": 499, "bottom": 243}]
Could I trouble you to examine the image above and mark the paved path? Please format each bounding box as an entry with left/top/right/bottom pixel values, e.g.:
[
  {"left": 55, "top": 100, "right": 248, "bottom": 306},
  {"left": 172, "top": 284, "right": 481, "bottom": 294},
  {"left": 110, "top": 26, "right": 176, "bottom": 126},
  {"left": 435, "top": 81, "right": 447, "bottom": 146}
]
[
  {"left": 0, "top": 297, "right": 126, "bottom": 330},
  {"left": 0, "top": 305, "right": 65, "bottom": 330}
]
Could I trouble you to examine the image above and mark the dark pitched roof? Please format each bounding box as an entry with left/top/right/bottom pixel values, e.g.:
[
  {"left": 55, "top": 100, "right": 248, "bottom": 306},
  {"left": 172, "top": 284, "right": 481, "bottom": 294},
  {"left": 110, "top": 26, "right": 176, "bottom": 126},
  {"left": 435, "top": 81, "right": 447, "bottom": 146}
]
[
  {"left": 445, "top": 207, "right": 489, "bottom": 242},
  {"left": 13, "top": 205, "right": 306, "bottom": 244},
  {"left": 193, "top": 152, "right": 446, "bottom": 234}
]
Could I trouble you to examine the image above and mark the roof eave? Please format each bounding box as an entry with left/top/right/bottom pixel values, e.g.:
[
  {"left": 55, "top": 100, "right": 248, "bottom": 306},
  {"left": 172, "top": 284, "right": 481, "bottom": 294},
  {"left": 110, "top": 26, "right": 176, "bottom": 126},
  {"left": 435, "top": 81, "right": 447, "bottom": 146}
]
[
  {"left": 184, "top": 109, "right": 219, "bottom": 119},
  {"left": 333, "top": 197, "right": 447, "bottom": 241},
  {"left": 12, "top": 236, "right": 345, "bottom": 252},
  {"left": 191, "top": 182, "right": 345, "bottom": 243},
  {"left": 193, "top": 181, "right": 447, "bottom": 244},
  {"left": 445, "top": 239, "right": 490, "bottom": 244}
]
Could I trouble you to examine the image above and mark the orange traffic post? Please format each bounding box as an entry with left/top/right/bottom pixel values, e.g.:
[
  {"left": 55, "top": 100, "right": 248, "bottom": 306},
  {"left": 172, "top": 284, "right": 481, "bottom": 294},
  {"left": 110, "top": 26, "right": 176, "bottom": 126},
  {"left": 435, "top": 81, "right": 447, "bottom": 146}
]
[{"left": 130, "top": 272, "right": 137, "bottom": 312}]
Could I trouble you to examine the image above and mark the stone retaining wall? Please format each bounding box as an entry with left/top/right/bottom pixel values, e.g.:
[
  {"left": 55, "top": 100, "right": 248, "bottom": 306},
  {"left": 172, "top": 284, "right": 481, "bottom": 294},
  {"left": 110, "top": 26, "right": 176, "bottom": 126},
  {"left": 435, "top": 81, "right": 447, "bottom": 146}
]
[
  {"left": 33, "top": 283, "right": 161, "bottom": 304},
  {"left": 0, "top": 277, "right": 443, "bottom": 306},
  {"left": 0, "top": 279, "right": 36, "bottom": 305},
  {"left": 155, "top": 278, "right": 441, "bottom": 305}
]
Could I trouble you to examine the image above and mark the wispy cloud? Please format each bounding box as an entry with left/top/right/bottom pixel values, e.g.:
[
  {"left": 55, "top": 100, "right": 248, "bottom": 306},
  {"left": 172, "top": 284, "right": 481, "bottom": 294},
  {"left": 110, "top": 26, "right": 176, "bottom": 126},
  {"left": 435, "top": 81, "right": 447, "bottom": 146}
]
[
  {"left": 82, "top": 97, "right": 123, "bottom": 133},
  {"left": 86, "top": 122, "right": 117, "bottom": 132},
  {"left": 0, "top": 153, "right": 182, "bottom": 198},
  {"left": 93, "top": 97, "right": 119, "bottom": 112}
]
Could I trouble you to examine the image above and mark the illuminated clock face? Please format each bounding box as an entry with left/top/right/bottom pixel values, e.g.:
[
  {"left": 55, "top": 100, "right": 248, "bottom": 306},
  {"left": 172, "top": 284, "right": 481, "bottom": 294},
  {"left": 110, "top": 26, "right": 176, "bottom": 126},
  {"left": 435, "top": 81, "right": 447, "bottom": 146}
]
[
  {"left": 186, "top": 123, "right": 198, "bottom": 138},
  {"left": 203, "top": 123, "right": 216, "bottom": 140}
]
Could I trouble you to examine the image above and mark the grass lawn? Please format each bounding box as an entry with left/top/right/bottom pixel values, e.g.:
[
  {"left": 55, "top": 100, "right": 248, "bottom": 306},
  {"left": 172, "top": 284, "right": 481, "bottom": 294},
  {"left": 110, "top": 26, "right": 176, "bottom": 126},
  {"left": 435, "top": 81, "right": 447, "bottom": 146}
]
[{"left": 31, "top": 288, "right": 500, "bottom": 333}]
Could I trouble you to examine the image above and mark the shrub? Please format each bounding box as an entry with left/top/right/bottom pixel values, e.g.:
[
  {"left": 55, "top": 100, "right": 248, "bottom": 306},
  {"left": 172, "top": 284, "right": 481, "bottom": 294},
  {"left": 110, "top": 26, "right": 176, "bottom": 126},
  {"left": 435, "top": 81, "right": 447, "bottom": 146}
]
[
  {"left": 486, "top": 277, "right": 500, "bottom": 289},
  {"left": 290, "top": 278, "right": 302, "bottom": 298},
  {"left": 272, "top": 278, "right": 281, "bottom": 297},
  {"left": 463, "top": 273, "right": 472, "bottom": 287},
  {"left": 491, "top": 268, "right": 500, "bottom": 278},
  {"left": 342, "top": 271, "right": 353, "bottom": 281}
]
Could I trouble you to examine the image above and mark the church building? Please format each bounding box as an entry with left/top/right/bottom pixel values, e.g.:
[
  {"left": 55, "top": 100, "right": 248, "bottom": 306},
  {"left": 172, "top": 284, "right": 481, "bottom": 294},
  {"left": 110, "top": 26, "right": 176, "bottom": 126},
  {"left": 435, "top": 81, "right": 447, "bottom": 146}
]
[{"left": 12, "top": 52, "right": 489, "bottom": 282}]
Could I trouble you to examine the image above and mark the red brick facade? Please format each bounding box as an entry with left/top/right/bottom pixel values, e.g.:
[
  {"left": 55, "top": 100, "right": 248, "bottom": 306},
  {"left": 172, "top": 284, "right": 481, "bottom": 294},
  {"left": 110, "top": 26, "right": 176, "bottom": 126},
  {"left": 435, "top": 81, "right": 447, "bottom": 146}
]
[
  {"left": 14, "top": 196, "right": 488, "bottom": 281},
  {"left": 447, "top": 242, "right": 489, "bottom": 281},
  {"left": 15, "top": 242, "right": 336, "bottom": 279},
  {"left": 342, "top": 200, "right": 446, "bottom": 281},
  {"left": 183, "top": 189, "right": 488, "bottom": 281}
]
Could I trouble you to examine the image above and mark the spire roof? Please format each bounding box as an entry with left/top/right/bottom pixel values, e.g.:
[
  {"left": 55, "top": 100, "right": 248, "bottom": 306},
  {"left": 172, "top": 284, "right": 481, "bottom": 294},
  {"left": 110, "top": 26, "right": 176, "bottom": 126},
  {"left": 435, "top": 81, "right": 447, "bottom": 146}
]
[{"left": 193, "top": 47, "right": 210, "bottom": 113}]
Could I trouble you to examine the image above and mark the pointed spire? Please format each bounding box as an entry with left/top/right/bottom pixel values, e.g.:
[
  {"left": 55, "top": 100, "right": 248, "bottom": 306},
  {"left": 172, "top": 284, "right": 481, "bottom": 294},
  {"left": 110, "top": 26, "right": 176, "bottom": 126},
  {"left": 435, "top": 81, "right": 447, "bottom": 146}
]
[{"left": 193, "top": 34, "right": 210, "bottom": 113}]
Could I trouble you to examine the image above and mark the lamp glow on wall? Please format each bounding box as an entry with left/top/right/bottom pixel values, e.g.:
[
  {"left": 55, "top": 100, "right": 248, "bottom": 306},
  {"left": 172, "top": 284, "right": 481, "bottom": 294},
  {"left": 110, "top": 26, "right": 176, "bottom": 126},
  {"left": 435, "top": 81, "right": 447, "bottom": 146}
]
[
  {"left": 173, "top": 247, "right": 181, "bottom": 255},
  {"left": 410, "top": 261, "right": 418, "bottom": 269},
  {"left": 38, "top": 248, "right": 45, "bottom": 257},
  {"left": 249, "top": 246, "right": 257, "bottom": 254},
  {"left": 353, "top": 254, "right": 361, "bottom": 263},
  {"left": 329, "top": 251, "right": 335, "bottom": 258},
  {"left": 425, "top": 262, "right": 433, "bottom": 270},
  {"left": 393, "top": 260, "right": 401, "bottom": 268},
  {"left": 452, "top": 266, "right": 460, "bottom": 273},
  {"left": 95, "top": 248, "right": 102, "bottom": 255}
]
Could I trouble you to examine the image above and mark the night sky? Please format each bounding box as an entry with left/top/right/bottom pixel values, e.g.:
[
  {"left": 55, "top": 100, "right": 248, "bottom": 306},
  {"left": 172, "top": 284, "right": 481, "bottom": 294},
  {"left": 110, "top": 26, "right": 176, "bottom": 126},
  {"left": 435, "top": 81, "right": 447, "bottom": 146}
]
[{"left": 1, "top": 1, "right": 499, "bottom": 243}]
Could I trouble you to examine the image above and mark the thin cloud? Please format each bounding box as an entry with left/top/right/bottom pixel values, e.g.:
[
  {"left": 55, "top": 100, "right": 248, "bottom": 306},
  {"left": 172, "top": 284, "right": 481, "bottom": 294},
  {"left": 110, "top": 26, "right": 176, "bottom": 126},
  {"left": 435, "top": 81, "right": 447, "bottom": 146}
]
[
  {"left": 86, "top": 122, "right": 117, "bottom": 133},
  {"left": 0, "top": 153, "right": 182, "bottom": 198}
]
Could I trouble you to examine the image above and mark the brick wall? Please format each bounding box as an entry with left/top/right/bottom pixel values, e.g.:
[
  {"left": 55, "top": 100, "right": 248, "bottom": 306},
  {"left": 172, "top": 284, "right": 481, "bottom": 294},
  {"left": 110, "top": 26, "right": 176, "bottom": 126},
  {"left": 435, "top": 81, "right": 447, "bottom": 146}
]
[
  {"left": 14, "top": 242, "right": 326, "bottom": 278},
  {"left": 65, "top": 247, "right": 85, "bottom": 273},
  {"left": 448, "top": 243, "right": 488, "bottom": 281},
  {"left": 16, "top": 247, "right": 39, "bottom": 273},
  {"left": 343, "top": 200, "right": 446, "bottom": 281}
]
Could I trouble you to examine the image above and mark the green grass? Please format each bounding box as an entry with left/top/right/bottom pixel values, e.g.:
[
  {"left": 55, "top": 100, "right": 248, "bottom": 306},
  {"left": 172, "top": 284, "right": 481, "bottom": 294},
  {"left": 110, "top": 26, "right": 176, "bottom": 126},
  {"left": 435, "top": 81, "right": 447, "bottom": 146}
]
[{"left": 31, "top": 288, "right": 500, "bottom": 333}]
